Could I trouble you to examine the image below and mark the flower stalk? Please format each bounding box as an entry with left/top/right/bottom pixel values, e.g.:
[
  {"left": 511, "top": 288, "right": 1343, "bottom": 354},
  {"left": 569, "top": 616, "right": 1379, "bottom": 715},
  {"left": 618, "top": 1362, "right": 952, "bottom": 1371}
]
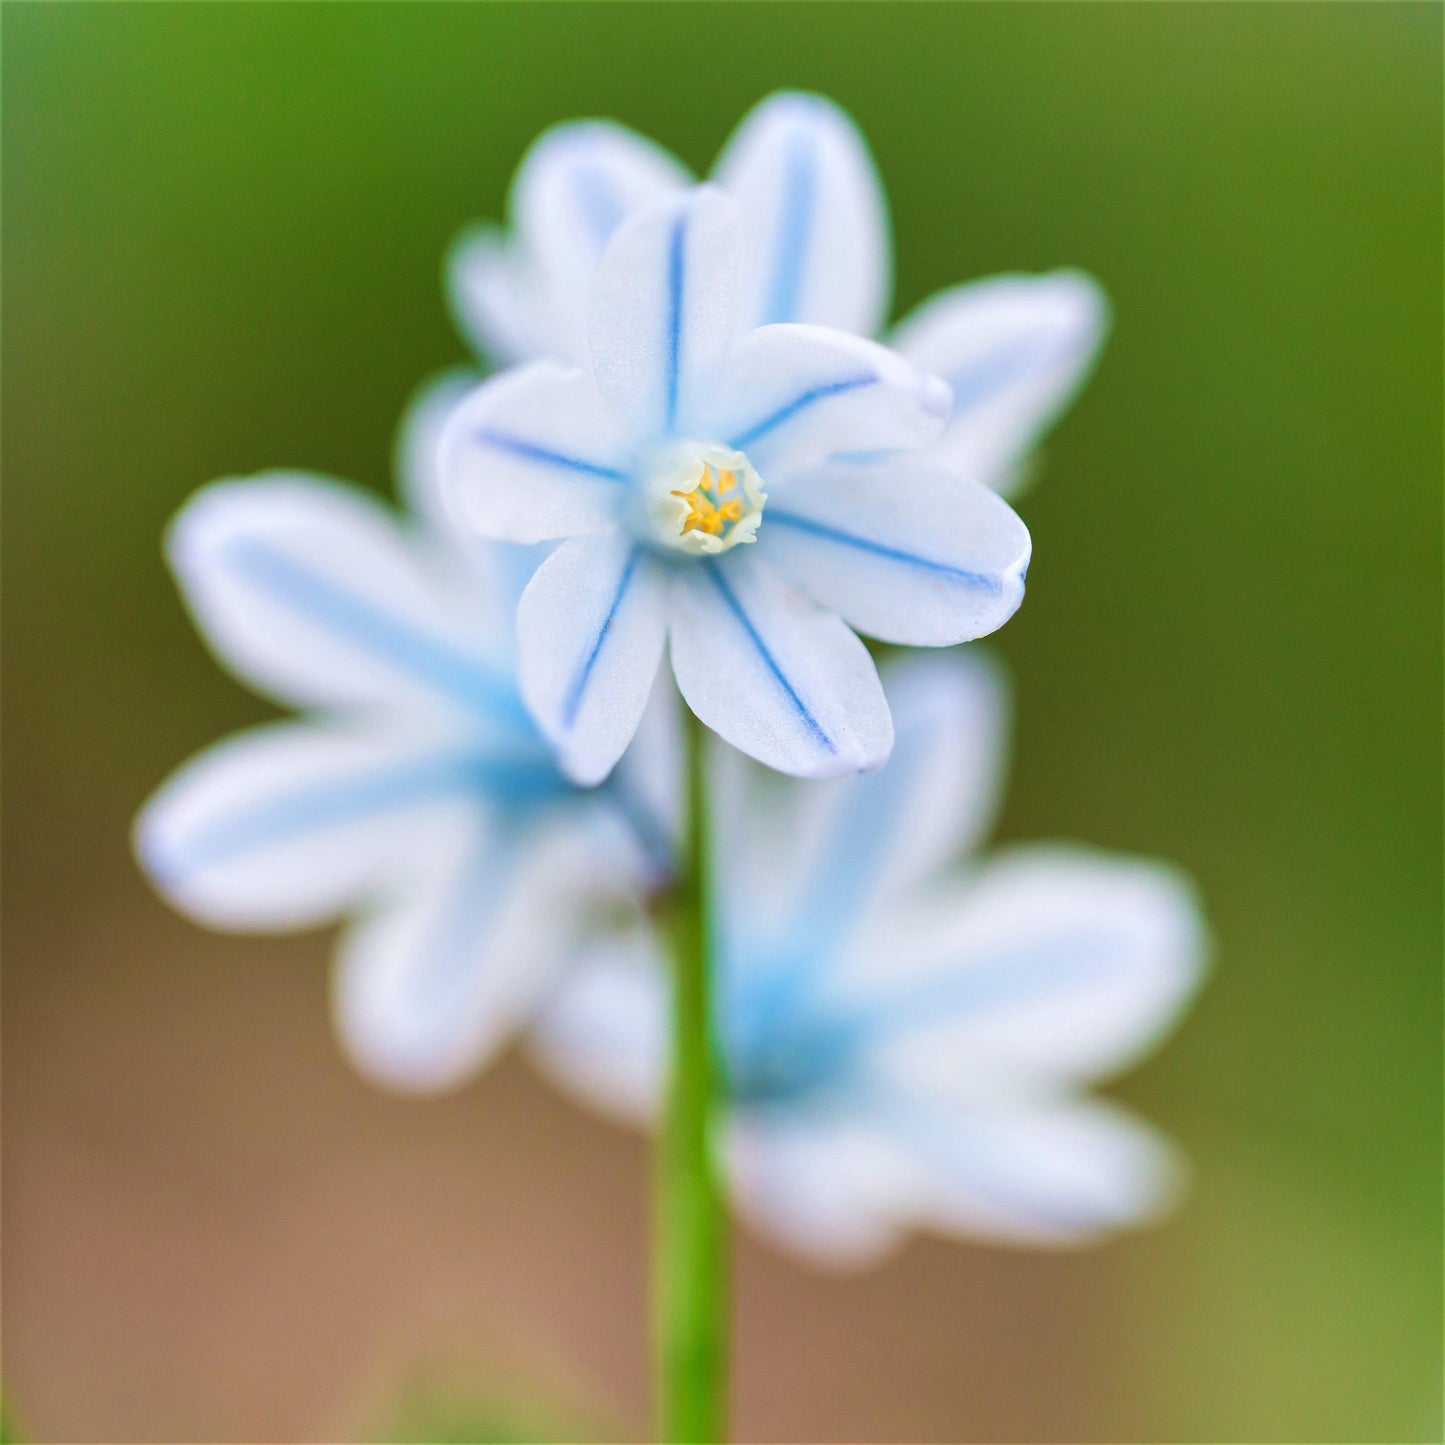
[{"left": 655, "top": 714, "right": 728, "bottom": 1443}]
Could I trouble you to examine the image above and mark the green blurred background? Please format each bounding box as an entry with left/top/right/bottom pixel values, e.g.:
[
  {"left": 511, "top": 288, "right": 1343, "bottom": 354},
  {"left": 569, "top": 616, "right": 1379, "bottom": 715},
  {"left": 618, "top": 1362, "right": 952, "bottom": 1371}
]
[{"left": 4, "top": 3, "right": 1440, "bottom": 1441}]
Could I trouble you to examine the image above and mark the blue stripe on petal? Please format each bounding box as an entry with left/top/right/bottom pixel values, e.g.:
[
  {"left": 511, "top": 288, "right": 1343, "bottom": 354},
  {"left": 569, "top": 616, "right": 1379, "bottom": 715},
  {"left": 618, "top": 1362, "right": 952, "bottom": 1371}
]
[
  {"left": 471, "top": 428, "right": 628, "bottom": 482},
  {"left": 765, "top": 511, "right": 1003, "bottom": 591},
  {"left": 761, "top": 126, "right": 817, "bottom": 325},
  {"left": 704, "top": 561, "right": 835, "bottom": 755},
  {"left": 561, "top": 547, "right": 641, "bottom": 730},
  {"left": 728, "top": 374, "right": 877, "bottom": 452},
  {"left": 154, "top": 749, "right": 568, "bottom": 886},
  {"left": 664, "top": 212, "right": 686, "bottom": 432},
  {"left": 224, "top": 538, "right": 527, "bottom": 720},
  {"left": 155, "top": 753, "right": 473, "bottom": 881}
]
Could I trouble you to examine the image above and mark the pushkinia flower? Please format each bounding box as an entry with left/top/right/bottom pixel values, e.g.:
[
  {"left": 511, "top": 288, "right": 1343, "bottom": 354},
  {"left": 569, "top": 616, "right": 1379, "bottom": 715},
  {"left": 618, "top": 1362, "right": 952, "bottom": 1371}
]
[
  {"left": 135, "top": 379, "right": 673, "bottom": 1094},
  {"left": 441, "top": 187, "right": 1031, "bottom": 784},
  {"left": 533, "top": 652, "right": 1207, "bottom": 1267},
  {"left": 448, "top": 91, "right": 1108, "bottom": 498}
]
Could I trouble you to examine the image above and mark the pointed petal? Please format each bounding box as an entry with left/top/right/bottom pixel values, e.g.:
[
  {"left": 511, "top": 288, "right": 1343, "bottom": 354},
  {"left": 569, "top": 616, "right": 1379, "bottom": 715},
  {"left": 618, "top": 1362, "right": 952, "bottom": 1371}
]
[
  {"left": 587, "top": 187, "right": 743, "bottom": 438},
  {"left": 167, "top": 476, "right": 512, "bottom": 719},
  {"left": 762, "top": 457, "right": 1030, "bottom": 645},
  {"left": 895, "top": 1097, "right": 1185, "bottom": 1246},
  {"left": 713, "top": 91, "right": 890, "bottom": 336},
  {"left": 517, "top": 530, "right": 668, "bottom": 786},
  {"left": 857, "top": 847, "right": 1208, "bottom": 1086},
  {"left": 135, "top": 721, "right": 481, "bottom": 930},
  {"left": 891, "top": 270, "right": 1109, "bottom": 494},
  {"left": 441, "top": 363, "right": 634, "bottom": 544},
  {"left": 333, "top": 813, "right": 605, "bottom": 1093},
  {"left": 668, "top": 552, "right": 892, "bottom": 780},
  {"left": 704, "top": 325, "right": 950, "bottom": 480},
  {"left": 529, "top": 927, "right": 669, "bottom": 1123}
]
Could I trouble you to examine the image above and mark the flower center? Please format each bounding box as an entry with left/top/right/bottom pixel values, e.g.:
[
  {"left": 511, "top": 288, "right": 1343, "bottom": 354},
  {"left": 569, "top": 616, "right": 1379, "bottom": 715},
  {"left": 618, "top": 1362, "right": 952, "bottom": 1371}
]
[{"left": 645, "top": 441, "right": 766, "bottom": 556}]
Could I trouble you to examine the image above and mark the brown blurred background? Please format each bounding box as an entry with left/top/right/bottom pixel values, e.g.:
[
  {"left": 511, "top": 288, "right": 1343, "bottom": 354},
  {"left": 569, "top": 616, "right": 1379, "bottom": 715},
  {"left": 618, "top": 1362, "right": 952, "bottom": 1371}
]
[{"left": 4, "top": 4, "right": 1441, "bottom": 1442}]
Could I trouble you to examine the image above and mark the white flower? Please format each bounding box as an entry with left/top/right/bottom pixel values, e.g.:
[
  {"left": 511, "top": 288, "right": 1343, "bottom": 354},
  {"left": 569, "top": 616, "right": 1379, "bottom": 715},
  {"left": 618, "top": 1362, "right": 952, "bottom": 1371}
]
[
  {"left": 135, "top": 377, "right": 674, "bottom": 1094},
  {"left": 441, "top": 187, "right": 1031, "bottom": 784},
  {"left": 532, "top": 652, "right": 1207, "bottom": 1268},
  {"left": 448, "top": 91, "right": 1108, "bottom": 498}
]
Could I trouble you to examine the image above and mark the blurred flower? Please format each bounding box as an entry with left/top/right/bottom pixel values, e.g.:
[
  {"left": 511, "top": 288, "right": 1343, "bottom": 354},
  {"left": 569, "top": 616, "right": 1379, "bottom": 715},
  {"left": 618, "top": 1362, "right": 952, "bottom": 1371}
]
[
  {"left": 136, "top": 378, "right": 674, "bottom": 1094},
  {"left": 534, "top": 651, "right": 1207, "bottom": 1267},
  {"left": 441, "top": 187, "right": 1030, "bottom": 784},
  {"left": 448, "top": 91, "right": 1108, "bottom": 497}
]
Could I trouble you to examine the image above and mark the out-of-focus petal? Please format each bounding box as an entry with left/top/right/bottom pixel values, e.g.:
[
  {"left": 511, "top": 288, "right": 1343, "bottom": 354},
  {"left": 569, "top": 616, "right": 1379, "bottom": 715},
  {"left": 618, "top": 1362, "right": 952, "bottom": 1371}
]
[
  {"left": 441, "top": 363, "right": 634, "bottom": 544},
  {"left": 446, "top": 223, "right": 549, "bottom": 369},
  {"left": 396, "top": 367, "right": 483, "bottom": 530},
  {"left": 705, "top": 325, "right": 949, "bottom": 481},
  {"left": 529, "top": 928, "right": 669, "bottom": 1123},
  {"left": 722, "top": 652, "right": 1010, "bottom": 969},
  {"left": 857, "top": 847, "right": 1208, "bottom": 1086},
  {"left": 761, "top": 458, "right": 1030, "bottom": 645},
  {"left": 450, "top": 124, "right": 691, "bottom": 368},
  {"left": 727, "top": 1111, "right": 915, "bottom": 1268},
  {"left": 712, "top": 91, "right": 891, "bottom": 338},
  {"left": 668, "top": 551, "right": 892, "bottom": 780},
  {"left": 517, "top": 530, "right": 668, "bottom": 786},
  {"left": 893, "top": 1096, "right": 1185, "bottom": 1247},
  {"left": 168, "top": 476, "right": 515, "bottom": 721},
  {"left": 135, "top": 721, "right": 481, "bottom": 931},
  {"left": 891, "top": 270, "right": 1109, "bottom": 494},
  {"left": 587, "top": 187, "right": 743, "bottom": 439},
  {"left": 606, "top": 671, "right": 684, "bottom": 884},
  {"left": 333, "top": 813, "right": 605, "bottom": 1093}
]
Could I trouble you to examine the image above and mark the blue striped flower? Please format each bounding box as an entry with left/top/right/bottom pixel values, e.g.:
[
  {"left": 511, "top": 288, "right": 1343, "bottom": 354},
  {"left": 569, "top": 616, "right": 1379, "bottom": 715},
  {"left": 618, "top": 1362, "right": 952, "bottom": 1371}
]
[
  {"left": 448, "top": 91, "right": 1109, "bottom": 500},
  {"left": 534, "top": 653, "right": 1207, "bottom": 1267},
  {"left": 135, "top": 378, "right": 674, "bottom": 1094},
  {"left": 440, "top": 187, "right": 1031, "bottom": 784}
]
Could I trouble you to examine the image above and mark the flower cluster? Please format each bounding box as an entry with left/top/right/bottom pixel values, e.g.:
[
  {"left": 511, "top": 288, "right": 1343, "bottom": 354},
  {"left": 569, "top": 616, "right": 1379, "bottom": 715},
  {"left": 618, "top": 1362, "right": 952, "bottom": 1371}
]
[{"left": 138, "top": 91, "right": 1204, "bottom": 1268}]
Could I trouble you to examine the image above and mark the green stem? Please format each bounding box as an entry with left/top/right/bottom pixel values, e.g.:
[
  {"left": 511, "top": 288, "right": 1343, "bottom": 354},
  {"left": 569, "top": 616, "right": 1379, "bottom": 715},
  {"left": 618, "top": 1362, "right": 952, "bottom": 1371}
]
[{"left": 654, "top": 714, "right": 728, "bottom": 1443}]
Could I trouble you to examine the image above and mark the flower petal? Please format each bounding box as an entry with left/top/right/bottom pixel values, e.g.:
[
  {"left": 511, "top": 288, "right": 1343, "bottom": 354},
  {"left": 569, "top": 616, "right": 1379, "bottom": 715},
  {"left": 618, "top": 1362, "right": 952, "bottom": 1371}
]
[
  {"left": 718, "top": 652, "right": 1009, "bottom": 969},
  {"left": 713, "top": 91, "right": 890, "bottom": 337},
  {"left": 890, "top": 271, "right": 1109, "bottom": 494},
  {"left": 855, "top": 847, "right": 1208, "bottom": 1086},
  {"left": 396, "top": 366, "right": 483, "bottom": 531},
  {"left": 135, "top": 721, "right": 481, "bottom": 930},
  {"left": 587, "top": 187, "right": 743, "bottom": 438},
  {"left": 441, "top": 363, "right": 634, "bottom": 544},
  {"left": 446, "top": 223, "right": 549, "bottom": 369},
  {"left": 448, "top": 124, "right": 690, "bottom": 369},
  {"left": 705, "top": 325, "right": 950, "bottom": 481},
  {"left": 761, "top": 457, "right": 1030, "bottom": 645},
  {"left": 168, "top": 476, "right": 515, "bottom": 719},
  {"left": 892, "top": 1097, "right": 1184, "bottom": 1247},
  {"left": 727, "top": 1112, "right": 914, "bottom": 1268},
  {"left": 605, "top": 671, "right": 684, "bottom": 885},
  {"left": 668, "top": 551, "right": 892, "bottom": 780},
  {"left": 529, "top": 927, "right": 669, "bottom": 1124},
  {"left": 334, "top": 812, "right": 605, "bottom": 1093},
  {"left": 517, "top": 530, "right": 668, "bottom": 786}
]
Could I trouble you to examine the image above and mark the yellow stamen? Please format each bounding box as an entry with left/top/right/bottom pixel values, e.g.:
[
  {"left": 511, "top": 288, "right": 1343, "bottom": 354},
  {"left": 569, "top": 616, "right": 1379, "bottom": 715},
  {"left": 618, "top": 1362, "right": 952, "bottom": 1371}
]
[{"left": 671, "top": 464, "right": 743, "bottom": 538}]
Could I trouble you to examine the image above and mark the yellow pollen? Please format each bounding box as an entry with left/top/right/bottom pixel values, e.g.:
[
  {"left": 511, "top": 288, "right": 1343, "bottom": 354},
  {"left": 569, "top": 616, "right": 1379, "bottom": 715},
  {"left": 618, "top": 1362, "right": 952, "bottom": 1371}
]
[{"left": 671, "top": 465, "right": 743, "bottom": 538}]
